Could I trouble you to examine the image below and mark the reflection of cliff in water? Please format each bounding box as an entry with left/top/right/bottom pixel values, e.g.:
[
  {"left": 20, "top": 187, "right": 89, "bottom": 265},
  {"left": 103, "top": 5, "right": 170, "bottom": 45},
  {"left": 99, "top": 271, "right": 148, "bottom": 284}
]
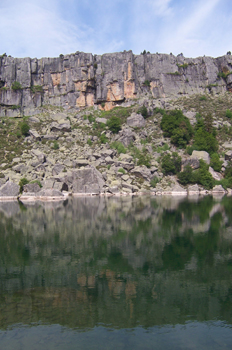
[{"left": 0, "top": 195, "right": 232, "bottom": 330}]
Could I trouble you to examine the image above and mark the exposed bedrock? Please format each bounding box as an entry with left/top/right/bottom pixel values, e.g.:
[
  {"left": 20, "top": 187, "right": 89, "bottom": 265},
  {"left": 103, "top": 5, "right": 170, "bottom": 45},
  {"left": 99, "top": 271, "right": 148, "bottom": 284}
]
[{"left": 0, "top": 51, "right": 232, "bottom": 115}]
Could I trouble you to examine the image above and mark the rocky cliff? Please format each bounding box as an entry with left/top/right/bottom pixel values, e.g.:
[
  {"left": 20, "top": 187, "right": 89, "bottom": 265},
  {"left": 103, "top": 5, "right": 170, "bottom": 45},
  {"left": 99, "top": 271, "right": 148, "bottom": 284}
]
[{"left": 1, "top": 51, "right": 232, "bottom": 116}]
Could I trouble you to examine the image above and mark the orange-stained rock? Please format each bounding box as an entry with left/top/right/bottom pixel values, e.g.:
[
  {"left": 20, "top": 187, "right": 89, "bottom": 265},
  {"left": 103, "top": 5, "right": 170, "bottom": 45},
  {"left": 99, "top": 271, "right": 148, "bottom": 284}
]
[
  {"left": 76, "top": 93, "right": 86, "bottom": 107},
  {"left": 124, "top": 81, "right": 136, "bottom": 99},
  {"left": 75, "top": 81, "right": 87, "bottom": 92},
  {"left": 106, "top": 82, "right": 124, "bottom": 102},
  {"left": 51, "top": 73, "right": 61, "bottom": 86},
  {"left": 86, "top": 93, "right": 95, "bottom": 106}
]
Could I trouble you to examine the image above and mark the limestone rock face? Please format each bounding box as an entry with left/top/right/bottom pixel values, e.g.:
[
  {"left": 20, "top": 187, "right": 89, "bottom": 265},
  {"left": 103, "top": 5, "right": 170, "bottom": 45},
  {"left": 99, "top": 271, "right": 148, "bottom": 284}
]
[
  {"left": 1, "top": 51, "right": 232, "bottom": 115},
  {"left": 0, "top": 181, "right": 20, "bottom": 197}
]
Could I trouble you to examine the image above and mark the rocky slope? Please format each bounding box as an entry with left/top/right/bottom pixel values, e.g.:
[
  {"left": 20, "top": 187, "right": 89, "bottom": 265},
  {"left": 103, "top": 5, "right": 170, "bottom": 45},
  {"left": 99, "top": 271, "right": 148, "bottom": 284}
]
[{"left": 0, "top": 51, "right": 232, "bottom": 198}]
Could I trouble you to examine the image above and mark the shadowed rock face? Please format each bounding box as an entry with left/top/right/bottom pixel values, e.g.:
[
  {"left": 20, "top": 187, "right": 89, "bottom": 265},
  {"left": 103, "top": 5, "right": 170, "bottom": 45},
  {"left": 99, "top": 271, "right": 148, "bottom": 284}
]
[{"left": 0, "top": 51, "right": 232, "bottom": 115}]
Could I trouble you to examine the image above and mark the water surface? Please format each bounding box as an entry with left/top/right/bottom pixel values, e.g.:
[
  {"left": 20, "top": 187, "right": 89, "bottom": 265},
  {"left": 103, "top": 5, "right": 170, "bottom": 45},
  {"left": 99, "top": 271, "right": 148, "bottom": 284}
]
[{"left": 0, "top": 195, "right": 232, "bottom": 349}]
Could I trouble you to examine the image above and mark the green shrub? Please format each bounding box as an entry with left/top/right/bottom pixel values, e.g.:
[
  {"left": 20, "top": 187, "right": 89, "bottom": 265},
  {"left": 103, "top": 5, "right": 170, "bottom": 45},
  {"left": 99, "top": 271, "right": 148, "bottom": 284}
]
[
  {"left": 111, "top": 141, "right": 126, "bottom": 154},
  {"left": 196, "top": 160, "right": 214, "bottom": 189},
  {"left": 199, "top": 95, "right": 207, "bottom": 101},
  {"left": 20, "top": 122, "right": 30, "bottom": 136},
  {"left": 177, "top": 165, "right": 194, "bottom": 185},
  {"left": 226, "top": 109, "right": 232, "bottom": 119},
  {"left": 138, "top": 105, "right": 148, "bottom": 118},
  {"left": 160, "top": 109, "right": 193, "bottom": 147},
  {"left": 53, "top": 141, "right": 59, "bottom": 150},
  {"left": 161, "top": 152, "right": 181, "bottom": 175},
  {"left": 31, "top": 85, "right": 43, "bottom": 93},
  {"left": 186, "top": 146, "right": 194, "bottom": 155},
  {"left": 118, "top": 168, "right": 126, "bottom": 174},
  {"left": 87, "top": 138, "right": 93, "bottom": 146},
  {"left": 30, "top": 180, "right": 42, "bottom": 188},
  {"left": 210, "top": 153, "right": 223, "bottom": 172},
  {"left": 193, "top": 117, "right": 218, "bottom": 154},
  {"left": 150, "top": 176, "right": 160, "bottom": 188},
  {"left": 19, "top": 178, "right": 29, "bottom": 193},
  {"left": 11, "top": 81, "right": 22, "bottom": 90},
  {"left": 99, "top": 134, "right": 108, "bottom": 144},
  {"left": 88, "top": 114, "right": 95, "bottom": 123},
  {"left": 154, "top": 107, "right": 166, "bottom": 115},
  {"left": 107, "top": 116, "right": 122, "bottom": 133},
  {"left": 143, "top": 80, "right": 150, "bottom": 87},
  {"left": 178, "top": 160, "right": 214, "bottom": 189}
]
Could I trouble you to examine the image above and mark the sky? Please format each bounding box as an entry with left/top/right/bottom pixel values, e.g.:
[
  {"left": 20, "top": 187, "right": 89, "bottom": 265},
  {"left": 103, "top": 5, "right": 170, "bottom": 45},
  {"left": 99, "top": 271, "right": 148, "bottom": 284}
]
[{"left": 0, "top": 0, "right": 231, "bottom": 59}]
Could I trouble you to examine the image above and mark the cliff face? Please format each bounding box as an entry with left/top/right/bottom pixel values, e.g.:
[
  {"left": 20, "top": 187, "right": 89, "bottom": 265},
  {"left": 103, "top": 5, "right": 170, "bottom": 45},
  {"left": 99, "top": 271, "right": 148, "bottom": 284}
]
[{"left": 0, "top": 51, "right": 232, "bottom": 116}]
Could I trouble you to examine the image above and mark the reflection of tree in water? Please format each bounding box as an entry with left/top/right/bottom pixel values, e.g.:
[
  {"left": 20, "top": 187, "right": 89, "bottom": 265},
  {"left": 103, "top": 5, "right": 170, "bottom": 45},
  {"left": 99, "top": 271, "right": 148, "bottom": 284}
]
[{"left": 0, "top": 196, "right": 232, "bottom": 329}]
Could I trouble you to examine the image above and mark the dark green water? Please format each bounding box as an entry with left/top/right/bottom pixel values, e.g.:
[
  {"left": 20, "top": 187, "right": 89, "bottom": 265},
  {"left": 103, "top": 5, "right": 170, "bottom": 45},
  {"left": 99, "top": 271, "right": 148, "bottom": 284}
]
[{"left": 0, "top": 195, "right": 232, "bottom": 349}]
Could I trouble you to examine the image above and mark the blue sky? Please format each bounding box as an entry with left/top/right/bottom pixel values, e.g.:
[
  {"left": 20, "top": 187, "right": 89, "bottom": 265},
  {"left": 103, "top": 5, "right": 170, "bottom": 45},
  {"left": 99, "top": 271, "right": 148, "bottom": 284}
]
[{"left": 0, "top": 0, "right": 231, "bottom": 59}]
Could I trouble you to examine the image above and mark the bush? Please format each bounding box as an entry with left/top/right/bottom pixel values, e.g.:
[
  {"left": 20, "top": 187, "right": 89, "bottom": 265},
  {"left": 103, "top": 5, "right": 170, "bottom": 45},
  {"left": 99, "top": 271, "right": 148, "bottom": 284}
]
[
  {"left": 118, "top": 168, "right": 126, "bottom": 174},
  {"left": 88, "top": 114, "right": 95, "bottom": 123},
  {"left": 199, "top": 95, "right": 207, "bottom": 101},
  {"left": 53, "top": 141, "right": 59, "bottom": 150},
  {"left": 99, "top": 134, "right": 108, "bottom": 144},
  {"left": 138, "top": 105, "right": 148, "bottom": 118},
  {"left": 177, "top": 160, "right": 214, "bottom": 189},
  {"left": 107, "top": 116, "right": 122, "bottom": 133},
  {"left": 192, "top": 116, "right": 218, "bottom": 154},
  {"left": 210, "top": 153, "right": 223, "bottom": 172},
  {"left": 143, "top": 80, "right": 150, "bottom": 87},
  {"left": 11, "top": 81, "right": 22, "bottom": 90},
  {"left": 160, "top": 109, "right": 193, "bottom": 147},
  {"left": 161, "top": 152, "right": 181, "bottom": 175},
  {"left": 129, "top": 145, "right": 151, "bottom": 168},
  {"left": 150, "top": 176, "right": 160, "bottom": 188},
  {"left": 20, "top": 122, "right": 30, "bottom": 136},
  {"left": 111, "top": 141, "right": 126, "bottom": 154},
  {"left": 177, "top": 165, "right": 193, "bottom": 185},
  {"left": 87, "top": 138, "right": 93, "bottom": 146},
  {"left": 31, "top": 85, "right": 43, "bottom": 93},
  {"left": 19, "top": 178, "right": 29, "bottom": 193},
  {"left": 226, "top": 109, "right": 232, "bottom": 119}
]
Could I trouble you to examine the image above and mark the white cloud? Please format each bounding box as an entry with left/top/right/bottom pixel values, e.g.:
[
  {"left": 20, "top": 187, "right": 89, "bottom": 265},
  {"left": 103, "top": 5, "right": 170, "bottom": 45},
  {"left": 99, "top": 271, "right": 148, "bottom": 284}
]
[{"left": 0, "top": 0, "right": 124, "bottom": 58}]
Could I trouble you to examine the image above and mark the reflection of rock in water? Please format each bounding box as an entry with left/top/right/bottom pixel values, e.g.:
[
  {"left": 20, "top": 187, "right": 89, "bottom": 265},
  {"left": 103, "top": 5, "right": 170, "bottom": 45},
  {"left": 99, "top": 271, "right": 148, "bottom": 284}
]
[{"left": 0, "top": 201, "right": 20, "bottom": 217}]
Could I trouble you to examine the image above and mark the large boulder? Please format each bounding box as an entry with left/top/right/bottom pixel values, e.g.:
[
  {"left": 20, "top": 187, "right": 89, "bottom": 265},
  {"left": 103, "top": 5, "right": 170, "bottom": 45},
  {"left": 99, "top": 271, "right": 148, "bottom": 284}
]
[
  {"left": 71, "top": 166, "right": 105, "bottom": 194},
  {"left": 31, "top": 149, "right": 46, "bottom": 163},
  {"left": 52, "top": 164, "right": 65, "bottom": 176},
  {"left": 130, "top": 166, "right": 151, "bottom": 181},
  {"left": 225, "top": 150, "right": 232, "bottom": 161},
  {"left": 192, "top": 150, "right": 210, "bottom": 164},
  {"left": 118, "top": 128, "right": 136, "bottom": 147},
  {"left": 23, "top": 183, "right": 41, "bottom": 193},
  {"left": 50, "top": 120, "right": 71, "bottom": 132},
  {"left": 171, "top": 184, "right": 187, "bottom": 195},
  {"left": 127, "top": 113, "right": 145, "bottom": 128},
  {"left": 182, "top": 156, "right": 200, "bottom": 170},
  {"left": 208, "top": 167, "right": 222, "bottom": 181},
  {"left": 0, "top": 181, "right": 20, "bottom": 197}
]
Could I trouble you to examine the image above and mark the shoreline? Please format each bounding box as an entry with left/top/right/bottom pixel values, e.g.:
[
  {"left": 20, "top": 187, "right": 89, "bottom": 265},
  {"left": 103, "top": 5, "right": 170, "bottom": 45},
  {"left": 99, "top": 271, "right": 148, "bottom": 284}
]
[{"left": 0, "top": 188, "right": 229, "bottom": 202}]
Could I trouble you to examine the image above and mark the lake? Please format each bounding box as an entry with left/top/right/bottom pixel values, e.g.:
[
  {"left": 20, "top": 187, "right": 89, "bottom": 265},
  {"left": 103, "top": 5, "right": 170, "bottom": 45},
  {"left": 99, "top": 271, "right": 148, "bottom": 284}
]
[{"left": 0, "top": 195, "right": 232, "bottom": 349}]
